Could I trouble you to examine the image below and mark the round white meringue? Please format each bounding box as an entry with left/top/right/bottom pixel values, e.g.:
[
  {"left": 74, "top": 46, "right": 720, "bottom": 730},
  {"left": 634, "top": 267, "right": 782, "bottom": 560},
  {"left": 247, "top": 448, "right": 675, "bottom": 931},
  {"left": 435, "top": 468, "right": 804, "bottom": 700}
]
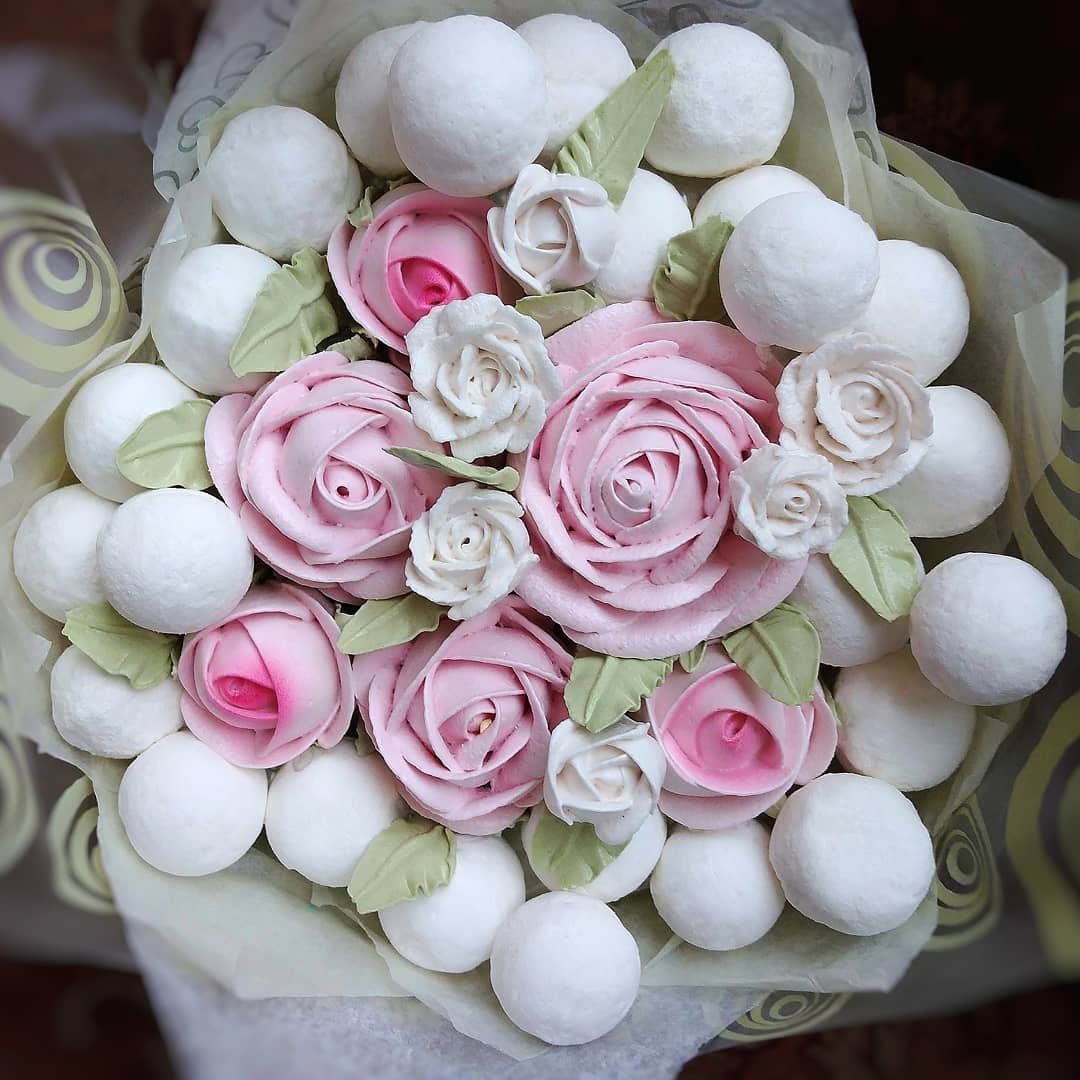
[
  {"left": 97, "top": 489, "right": 253, "bottom": 634},
  {"left": 380, "top": 834, "right": 525, "bottom": 973},
  {"left": 389, "top": 16, "right": 547, "bottom": 197},
  {"left": 693, "top": 164, "right": 822, "bottom": 228},
  {"left": 152, "top": 244, "right": 278, "bottom": 397},
  {"left": 50, "top": 645, "right": 182, "bottom": 758},
  {"left": 910, "top": 553, "right": 1067, "bottom": 706},
  {"left": 851, "top": 239, "right": 970, "bottom": 385},
  {"left": 118, "top": 730, "right": 267, "bottom": 877},
  {"left": 13, "top": 485, "right": 115, "bottom": 622},
  {"left": 644, "top": 24, "right": 794, "bottom": 178},
  {"left": 651, "top": 822, "right": 785, "bottom": 951},
  {"left": 769, "top": 773, "right": 935, "bottom": 936},
  {"left": 592, "top": 168, "right": 691, "bottom": 304},
  {"left": 205, "top": 105, "right": 361, "bottom": 259},
  {"left": 719, "top": 193, "right": 879, "bottom": 352},
  {"left": 264, "top": 744, "right": 406, "bottom": 888},
  {"left": 490, "top": 892, "right": 640, "bottom": 1045},
  {"left": 884, "top": 386, "right": 1011, "bottom": 538}
]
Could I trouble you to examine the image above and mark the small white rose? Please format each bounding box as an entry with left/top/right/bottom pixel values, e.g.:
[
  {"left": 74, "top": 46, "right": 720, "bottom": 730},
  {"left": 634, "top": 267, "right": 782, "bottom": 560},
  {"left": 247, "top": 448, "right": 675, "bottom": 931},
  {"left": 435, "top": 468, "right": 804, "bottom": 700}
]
[
  {"left": 487, "top": 164, "right": 618, "bottom": 295},
  {"left": 544, "top": 718, "right": 666, "bottom": 846},
  {"left": 730, "top": 445, "right": 848, "bottom": 560},
  {"left": 777, "top": 333, "right": 933, "bottom": 495},
  {"left": 406, "top": 293, "right": 561, "bottom": 462},
  {"left": 406, "top": 482, "right": 538, "bottom": 621}
]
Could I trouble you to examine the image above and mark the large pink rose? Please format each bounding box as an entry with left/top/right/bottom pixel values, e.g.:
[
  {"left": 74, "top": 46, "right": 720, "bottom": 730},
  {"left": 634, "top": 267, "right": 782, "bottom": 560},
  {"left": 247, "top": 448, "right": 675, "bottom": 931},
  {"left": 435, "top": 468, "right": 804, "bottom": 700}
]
[
  {"left": 354, "top": 597, "right": 572, "bottom": 835},
  {"left": 645, "top": 646, "right": 837, "bottom": 829},
  {"left": 206, "top": 351, "right": 449, "bottom": 600},
  {"left": 328, "top": 183, "right": 514, "bottom": 353},
  {"left": 178, "top": 583, "right": 354, "bottom": 768},
  {"left": 511, "top": 301, "right": 807, "bottom": 659}
]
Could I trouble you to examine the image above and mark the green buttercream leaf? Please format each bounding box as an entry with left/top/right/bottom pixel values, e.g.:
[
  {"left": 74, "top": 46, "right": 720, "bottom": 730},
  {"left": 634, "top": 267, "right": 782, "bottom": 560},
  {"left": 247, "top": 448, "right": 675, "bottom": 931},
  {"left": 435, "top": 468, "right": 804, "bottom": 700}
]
[
  {"left": 552, "top": 49, "right": 676, "bottom": 209},
  {"left": 652, "top": 214, "right": 734, "bottom": 322},
  {"left": 354, "top": 730, "right": 377, "bottom": 758},
  {"left": 385, "top": 446, "right": 519, "bottom": 491},
  {"left": 515, "top": 290, "right": 605, "bottom": 337},
  {"left": 347, "top": 187, "right": 377, "bottom": 228},
  {"left": 337, "top": 594, "right": 445, "bottom": 656},
  {"left": 565, "top": 650, "right": 673, "bottom": 734},
  {"left": 114, "top": 398, "right": 213, "bottom": 491},
  {"left": 228, "top": 248, "right": 339, "bottom": 377},
  {"left": 530, "top": 810, "right": 628, "bottom": 889},
  {"left": 332, "top": 334, "right": 378, "bottom": 361},
  {"left": 347, "top": 818, "right": 456, "bottom": 914},
  {"left": 828, "top": 495, "right": 922, "bottom": 621},
  {"left": 62, "top": 603, "right": 180, "bottom": 690},
  {"left": 678, "top": 641, "right": 708, "bottom": 673},
  {"left": 722, "top": 603, "right": 820, "bottom": 706}
]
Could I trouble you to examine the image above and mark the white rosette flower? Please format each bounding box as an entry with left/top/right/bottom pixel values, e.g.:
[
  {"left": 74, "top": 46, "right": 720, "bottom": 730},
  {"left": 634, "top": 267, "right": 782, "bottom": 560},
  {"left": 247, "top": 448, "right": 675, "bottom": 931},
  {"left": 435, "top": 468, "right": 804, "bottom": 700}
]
[
  {"left": 487, "top": 164, "right": 619, "bottom": 295},
  {"left": 730, "top": 445, "right": 848, "bottom": 560},
  {"left": 544, "top": 719, "right": 666, "bottom": 845},
  {"left": 406, "top": 482, "right": 538, "bottom": 620},
  {"left": 777, "top": 333, "right": 933, "bottom": 495},
  {"left": 407, "top": 294, "right": 561, "bottom": 461}
]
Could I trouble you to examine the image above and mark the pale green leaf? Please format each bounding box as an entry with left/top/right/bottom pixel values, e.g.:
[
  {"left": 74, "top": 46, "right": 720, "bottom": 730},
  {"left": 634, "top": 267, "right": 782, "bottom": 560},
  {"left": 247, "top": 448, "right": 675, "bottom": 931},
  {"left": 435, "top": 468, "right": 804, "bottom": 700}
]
[
  {"left": 385, "top": 446, "right": 519, "bottom": 492},
  {"left": 337, "top": 594, "right": 445, "bottom": 656},
  {"left": 529, "top": 810, "right": 628, "bottom": 890},
  {"left": 722, "top": 603, "right": 820, "bottom": 706},
  {"left": 115, "top": 398, "right": 213, "bottom": 491},
  {"left": 565, "top": 650, "right": 673, "bottom": 734},
  {"left": 62, "top": 603, "right": 180, "bottom": 690},
  {"left": 348, "top": 818, "right": 456, "bottom": 914},
  {"left": 347, "top": 187, "right": 377, "bottom": 228},
  {"left": 678, "top": 642, "right": 708, "bottom": 673},
  {"left": 652, "top": 214, "right": 733, "bottom": 322},
  {"left": 515, "top": 290, "right": 604, "bottom": 337},
  {"left": 332, "top": 334, "right": 378, "bottom": 361}
]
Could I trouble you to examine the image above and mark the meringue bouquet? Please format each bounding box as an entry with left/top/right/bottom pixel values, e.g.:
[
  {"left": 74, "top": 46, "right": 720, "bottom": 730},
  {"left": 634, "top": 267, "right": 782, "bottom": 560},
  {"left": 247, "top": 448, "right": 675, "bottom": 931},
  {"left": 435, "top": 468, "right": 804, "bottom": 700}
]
[{"left": 0, "top": 0, "right": 1072, "bottom": 1066}]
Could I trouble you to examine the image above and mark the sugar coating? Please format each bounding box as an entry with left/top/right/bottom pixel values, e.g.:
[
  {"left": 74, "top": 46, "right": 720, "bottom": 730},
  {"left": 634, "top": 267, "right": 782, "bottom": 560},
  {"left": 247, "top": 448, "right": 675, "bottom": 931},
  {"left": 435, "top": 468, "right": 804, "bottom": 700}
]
[
  {"left": 693, "top": 164, "right": 821, "bottom": 228},
  {"left": 118, "top": 730, "right": 267, "bottom": 877},
  {"left": 205, "top": 106, "right": 362, "bottom": 259},
  {"left": 719, "top": 192, "right": 879, "bottom": 352},
  {"left": 265, "top": 744, "right": 406, "bottom": 888},
  {"left": 644, "top": 24, "right": 794, "bottom": 178},
  {"left": 13, "top": 485, "right": 115, "bottom": 622},
  {"left": 152, "top": 244, "right": 278, "bottom": 397},
  {"left": 389, "top": 16, "right": 547, "bottom": 197},
  {"left": 490, "top": 892, "right": 640, "bottom": 1045},
  {"left": 910, "top": 553, "right": 1066, "bottom": 706},
  {"left": 650, "top": 822, "right": 785, "bottom": 951},
  {"left": 769, "top": 773, "right": 935, "bottom": 936},
  {"left": 380, "top": 834, "right": 526, "bottom": 973},
  {"left": 97, "top": 489, "right": 253, "bottom": 634},
  {"left": 50, "top": 645, "right": 182, "bottom": 758}
]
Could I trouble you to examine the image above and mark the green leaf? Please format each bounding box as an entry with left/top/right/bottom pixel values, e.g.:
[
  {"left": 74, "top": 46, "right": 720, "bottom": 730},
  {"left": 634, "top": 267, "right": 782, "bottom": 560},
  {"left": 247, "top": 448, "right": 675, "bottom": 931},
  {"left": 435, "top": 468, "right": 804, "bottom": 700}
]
[
  {"left": 529, "top": 810, "right": 628, "bottom": 890},
  {"left": 347, "top": 186, "right": 377, "bottom": 228},
  {"left": 515, "top": 290, "right": 605, "bottom": 336},
  {"left": 828, "top": 495, "right": 922, "bottom": 621},
  {"left": 228, "top": 248, "right": 339, "bottom": 377},
  {"left": 553, "top": 49, "right": 676, "bottom": 209},
  {"left": 347, "top": 818, "right": 456, "bottom": 914},
  {"left": 565, "top": 650, "right": 673, "bottom": 734},
  {"left": 62, "top": 603, "right": 180, "bottom": 690},
  {"left": 354, "top": 730, "right": 377, "bottom": 758},
  {"left": 332, "top": 334, "right": 378, "bottom": 361},
  {"left": 385, "top": 446, "right": 519, "bottom": 492},
  {"left": 678, "top": 642, "right": 708, "bottom": 673},
  {"left": 721, "top": 603, "right": 820, "bottom": 706},
  {"left": 337, "top": 594, "right": 445, "bottom": 656},
  {"left": 652, "top": 214, "right": 734, "bottom": 322},
  {"left": 114, "top": 398, "right": 213, "bottom": 491}
]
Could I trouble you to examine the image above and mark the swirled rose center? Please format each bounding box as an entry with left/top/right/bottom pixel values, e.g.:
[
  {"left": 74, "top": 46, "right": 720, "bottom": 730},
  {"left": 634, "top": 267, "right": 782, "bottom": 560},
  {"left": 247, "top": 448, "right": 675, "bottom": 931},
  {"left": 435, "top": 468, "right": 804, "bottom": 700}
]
[
  {"left": 390, "top": 257, "right": 467, "bottom": 321},
  {"left": 214, "top": 676, "right": 278, "bottom": 718}
]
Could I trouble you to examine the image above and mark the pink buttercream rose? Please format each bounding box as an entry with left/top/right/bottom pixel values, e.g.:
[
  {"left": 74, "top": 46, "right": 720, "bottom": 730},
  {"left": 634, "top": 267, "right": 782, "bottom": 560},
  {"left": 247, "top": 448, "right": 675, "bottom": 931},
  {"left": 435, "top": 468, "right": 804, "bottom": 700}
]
[
  {"left": 353, "top": 597, "right": 572, "bottom": 835},
  {"left": 645, "top": 646, "right": 837, "bottom": 829},
  {"left": 206, "top": 351, "right": 450, "bottom": 600},
  {"left": 511, "top": 301, "right": 807, "bottom": 659},
  {"left": 328, "top": 183, "right": 514, "bottom": 353},
  {"left": 178, "top": 583, "right": 354, "bottom": 768}
]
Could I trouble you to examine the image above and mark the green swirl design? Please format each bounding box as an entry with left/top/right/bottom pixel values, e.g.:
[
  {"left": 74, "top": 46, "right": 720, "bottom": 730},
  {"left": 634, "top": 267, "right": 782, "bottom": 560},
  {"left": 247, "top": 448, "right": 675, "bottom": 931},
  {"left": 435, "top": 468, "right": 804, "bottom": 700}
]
[
  {"left": 721, "top": 991, "right": 852, "bottom": 1043},
  {"left": 46, "top": 776, "right": 115, "bottom": 915},
  {"left": 0, "top": 693, "right": 38, "bottom": 874}
]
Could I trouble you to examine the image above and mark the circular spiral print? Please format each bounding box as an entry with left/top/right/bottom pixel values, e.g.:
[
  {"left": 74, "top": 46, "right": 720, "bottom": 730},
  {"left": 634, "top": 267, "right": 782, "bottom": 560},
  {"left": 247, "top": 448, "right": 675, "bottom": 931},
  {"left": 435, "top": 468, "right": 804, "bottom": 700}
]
[
  {"left": 721, "top": 990, "right": 851, "bottom": 1043},
  {"left": 46, "top": 776, "right": 115, "bottom": 915}
]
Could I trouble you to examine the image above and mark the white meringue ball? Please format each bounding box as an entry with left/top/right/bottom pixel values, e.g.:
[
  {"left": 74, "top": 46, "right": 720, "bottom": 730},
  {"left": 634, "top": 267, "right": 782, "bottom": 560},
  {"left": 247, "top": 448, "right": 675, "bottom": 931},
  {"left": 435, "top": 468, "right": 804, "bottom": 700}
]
[
  {"left": 592, "top": 169, "right": 691, "bottom": 303},
  {"left": 389, "top": 16, "right": 547, "bottom": 197},
  {"left": 97, "top": 489, "right": 253, "bottom": 634},
  {"left": 650, "top": 822, "right": 785, "bottom": 951},
  {"left": 769, "top": 773, "right": 935, "bottom": 936},
  {"left": 50, "top": 645, "right": 182, "bottom": 758},
  {"left": 719, "top": 193, "right": 880, "bottom": 352},
  {"left": 884, "top": 386, "right": 1011, "bottom": 538},
  {"left": 693, "top": 164, "right": 821, "bottom": 228},
  {"left": 265, "top": 744, "right": 406, "bottom": 888},
  {"left": 64, "top": 363, "right": 199, "bottom": 503},
  {"left": 152, "top": 244, "right": 278, "bottom": 397},
  {"left": 644, "top": 24, "right": 794, "bottom": 178},
  {"left": 851, "top": 240, "right": 970, "bottom": 385},
  {"left": 516, "top": 14, "right": 635, "bottom": 161},
  {"left": 910, "top": 553, "right": 1067, "bottom": 706},
  {"left": 205, "top": 105, "right": 362, "bottom": 260},
  {"left": 380, "top": 834, "right": 525, "bottom": 974},
  {"left": 119, "top": 730, "right": 267, "bottom": 877},
  {"left": 13, "top": 485, "right": 115, "bottom": 622},
  {"left": 835, "top": 648, "right": 976, "bottom": 791},
  {"left": 490, "top": 892, "right": 640, "bottom": 1045}
]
